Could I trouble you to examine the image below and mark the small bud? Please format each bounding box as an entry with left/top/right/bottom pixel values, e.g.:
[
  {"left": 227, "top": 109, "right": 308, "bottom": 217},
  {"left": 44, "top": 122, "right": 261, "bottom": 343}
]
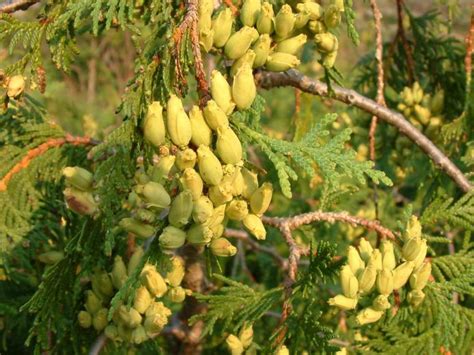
[
  {"left": 340, "top": 265, "right": 359, "bottom": 298},
  {"left": 275, "top": 34, "right": 307, "bottom": 55},
  {"left": 331, "top": 0, "right": 345, "bottom": 12},
  {"left": 200, "top": 28, "right": 214, "bottom": 52},
  {"left": 63, "top": 167, "right": 93, "bottom": 191},
  {"left": 368, "top": 249, "right": 383, "bottom": 271},
  {"left": 358, "top": 266, "right": 377, "bottom": 295},
  {"left": 210, "top": 238, "right": 237, "bottom": 257},
  {"left": 393, "top": 261, "right": 415, "bottom": 290},
  {"left": 240, "top": 0, "right": 261, "bottom": 27},
  {"left": 189, "top": 106, "right": 213, "bottom": 147},
  {"left": 265, "top": 52, "right": 300, "bottom": 72},
  {"left": 413, "top": 239, "right": 427, "bottom": 269},
  {"left": 381, "top": 240, "right": 396, "bottom": 270},
  {"left": 209, "top": 181, "right": 234, "bottom": 206},
  {"left": 239, "top": 323, "right": 254, "bottom": 348},
  {"left": 328, "top": 294, "right": 358, "bottom": 310},
  {"left": 231, "top": 49, "right": 256, "bottom": 77},
  {"left": 413, "top": 105, "right": 431, "bottom": 125},
  {"left": 256, "top": 2, "right": 274, "bottom": 34},
  {"left": 412, "top": 82, "right": 424, "bottom": 103},
  {"left": 296, "top": 2, "right": 322, "bottom": 20},
  {"left": 151, "top": 155, "right": 176, "bottom": 183},
  {"left": 197, "top": 145, "right": 223, "bottom": 185},
  {"left": 430, "top": 89, "right": 444, "bottom": 114},
  {"left": 232, "top": 63, "right": 257, "bottom": 110},
  {"left": 37, "top": 250, "right": 64, "bottom": 265},
  {"left": 127, "top": 247, "right": 144, "bottom": 275},
  {"left": 63, "top": 187, "right": 98, "bottom": 215},
  {"left": 407, "top": 289, "right": 425, "bottom": 307},
  {"left": 159, "top": 226, "right": 187, "bottom": 250},
  {"left": 203, "top": 99, "right": 229, "bottom": 131},
  {"left": 85, "top": 290, "right": 102, "bottom": 314},
  {"left": 135, "top": 208, "right": 157, "bottom": 224},
  {"left": 250, "top": 182, "right": 273, "bottom": 215},
  {"left": 276, "top": 345, "right": 289, "bottom": 355},
  {"left": 143, "top": 101, "right": 166, "bottom": 148},
  {"left": 175, "top": 148, "right": 197, "bottom": 171},
  {"left": 409, "top": 262, "right": 431, "bottom": 290},
  {"left": 358, "top": 238, "right": 373, "bottom": 262},
  {"left": 210, "top": 222, "right": 226, "bottom": 239},
  {"left": 252, "top": 34, "right": 272, "bottom": 68},
  {"left": 377, "top": 268, "right": 394, "bottom": 295},
  {"left": 225, "top": 26, "right": 259, "bottom": 60},
  {"left": 274, "top": 4, "right": 295, "bottom": 39},
  {"left": 243, "top": 214, "right": 266, "bottom": 240},
  {"left": 168, "top": 190, "right": 194, "bottom": 227},
  {"left": 111, "top": 255, "right": 128, "bottom": 289},
  {"left": 226, "top": 199, "right": 249, "bottom": 221},
  {"left": 166, "top": 256, "right": 185, "bottom": 287},
  {"left": 347, "top": 246, "right": 365, "bottom": 275},
  {"left": 180, "top": 168, "right": 204, "bottom": 201},
  {"left": 402, "top": 237, "right": 423, "bottom": 261},
  {"left": 104, "top": 325, "right": 119, "bottom": 341},
  {"left": 226, "top": 334, "right": 244, "bottom": 355},
  {"left": 308, "top": 20, "right": 326, "bottom": 34},
  {"left": 314, "top": 33, "right": 338, "bottom": 53},
  {"left": 230, "top": 167, "right": 244, "bottom": 196},
  {"left": 356, "top": 307, "right": 384, "bottom": 325},
  {"left": 322, "top": 51, "right": 338, "bottom": 68},
  {"left": 406, "top": 215, "right": 422, "bottom": 240},
  {"left": 7, "top": 75, "right": 25, "bottom": 98},
  {"left": 140, "top": 181, "right": 171, "bottom": 209},
  {"left": 132, "top": 325, "right": 148, "bottom": 344},
  {"left": 210, "top": 71, "right": 235, "bottom": 115},
  {"left": 92, "top": 308, "right": 108, "bottom": 331},
  {"left": 216, "top": 126, "right": 243, "bottom": 164},
  {"left": 145, "top": 302, "right": 171, "bottom": 333},
  {"left": 212, "top": 8, "right": 234, "bottom": 48},
  {"left": 193, "top": 196, "right": 214, "bottom": 224},
  {"left": 166, "top": 95, "right": 192, "bottom": 147},
  {"left": 168, "top": 286, "right": 186, "bottom": 303},
  {"left": 372, "top": 295, "right": 391, "bottom": 311},
  {"left": 118, "top": 305, "right": 142, "bottom": 328},
  {"left": 187, "top": 223, "right": 214, "bottom": 245},
  {"left": 92, "top": 270, "right": 114, "bottom": 297},
  {"left": 141, "top": 264, "right": 168, "bottom": 297},
  {"left": 324, "top": 4, "right": 341, "bottom": 28},
  {"left": 207, "top": 205, "right": 227, "bottom": 228},
  {"left": 119, "top": 217, "right": 156, "bottom": 239},
  {"left": 134, "top": 286, "right": 152, "bottom": 314},
  {"left": 241, "top": 168, "right": 258, "bottom": 199},
  {"left": 294, "top": 11, "right": 310, "bottom": 29},
  {"left": 78, "top": 310, "right": 92, "bottom": 328}
]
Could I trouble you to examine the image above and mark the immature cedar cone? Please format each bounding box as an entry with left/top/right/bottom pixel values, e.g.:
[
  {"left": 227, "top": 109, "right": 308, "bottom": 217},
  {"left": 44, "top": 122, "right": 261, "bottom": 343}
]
[
  {"left": 240, "top": 0, "right": 261, "bottom": 27},
  {"left": 243, "top": 213, "right": 266, "bottom": 240},
  {"left": 210, "top": 238, "right": 237, "bottom": 257},
  {"left": 158, "top": 226, "right": 187, "bottom": 250},
  {"left": 347, "top": 246, "right": 365, "bottom": 275},
  {"left": 231, "top": 50, "right": 256, "bottom": 77},
  {"left": 265, "top": 52, "right": 301, "bottom": 72},
  {"left": 6, "top": 75, "right": 25, "bottom": 98},
  {"left": 224, "top": 26, "right": 259, "bottom": 60},
  {"left": 186, "top": 223, "right": 213, "bottom": 245},
  {"left": 358, "top": 238, "right": 374, "bottom": 262},
  {"left": 232, "top": 63, "right": 256, "bottom": 110},
  {"left": 141, "top": 264, "right": 168, "bottom": 297},
  {"left": 252, "top": 34, "right": 272, "bottom": 67},
  {"left": 180, "top": 168, "right": 204, "bottom": 201},
  {"left": 226, "top": 334, "right": 244, "bottom": 355},
  {"left": 256, "top": 2, "right": 274, "bottom": 34},
  {"left": 168, "top": 190, "right": 194, "bottom": 227},
  {"left": 274, "top": 5, "right": 295, "bottom": 39},
  {"left": 189, "top": 105, "right": 213, "bottom": 146},
  {"left": 249, "top": 182, "right": 273, "bottom": 215},
  {"left": 119, "top": 217, "right": 155, "bottom": 239},
  {"left": 192, "top": 196, "right": 214, "bottom": 223},
  {"left": 140, "top": 181, "right": 171, "bottom": 209},
  {"left": 328, "top": 294, "right": 358, "bottom": 310},
  {"left": 356, "top": 307, "right": 384, "bottom": 325},
  {"left": 197, "top": 145, "right": 223, "bottom": 185},
  {"left": 166, "top": 95, "right": 192, "bottom": 147},
  {"left": 143, "top": 101, "right": 166, "bottom": 148},
  {"left": 165, "top": 256, "right": 185, "bottom": 287},
  {"left": 63, "top": 167, "right": 93, "bottom": 191},
  {"left": 340, "top": 265, "right": 359, "bottom": 298},
  {"left": 175, "top": 148, "right": 197, "bottom": 171},
  {"left": 216, "top": 126, "right": 243, "bottom": 164},
  {"left": 377, "top": 268, "right": 394, "bottom": 295},
  {"left": 226, "top": 199, "right": 249, "bottom": 221},
  {"left": 296, "top": 2, "right": 322, "bottom": 20},
  {"left": 212, "top": 8, "right": 234, "bottom": 48},
  {"left": 393, "top": 261, "right": 415, "bottom": 290},
  {"left": 203, "top": 99, "right": 229, "bottom": 130},
  {"left": 210, "top": 71, "right": 235, "bottom": 115},
  {"left": 275, "top": 34, "right": 307, "bottom": 55}
]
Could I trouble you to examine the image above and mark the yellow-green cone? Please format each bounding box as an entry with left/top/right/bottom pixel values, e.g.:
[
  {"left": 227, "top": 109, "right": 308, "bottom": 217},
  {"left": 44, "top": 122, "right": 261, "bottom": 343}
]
[
  {"left": 200, "top": 28, "right": 214, "bottom": 53},
  {"left": 134, "top": 286, "right": 152, "bottom": 314},
  {"left": 166, "top": 95, "right": 192, "bottom": 147},
  {"left": 180, "top": 168, "right": 204, "bottom": 201},
  {"left": 63, "top": 188, "right": 98, "bottom": 215},
  {"left": 193, "top": 196, "right": 214, "bottom": 224},
  {"left": 127, "top": 247, "right": 144, "bottom": 275},
  {"left": 210, "top": 238, "right": 237, "bottom": 257},
  {"left": 111, "top": 255, "right": 128, "bottom": 289},
  {"left": 377, "top": 268, "right": 394, "bottom": 295},
  {"left": 104, "top": 325, "right": 119, "bottom": 341},
  {"left": 140, "top": 181, "right": 171, "bottom": 209},
  {"left": 132, "top": 325, "right": 148, "bottom": 344},
  {"left": 158, "top": 226, "right": 187, "bottom": 250},
  {"left": 322, "top": 49, "right": 338, "bottom": 68},
  {"left": 119, "top": 217, "right": 156, "bottom": 239},
  {"left": 232, "top": 63, "right": 256, "bottom": 110},
  {"left": 135, "top": 208, "right": 156, "bottom": 224},
  {"left": 168, "top": 190, "right": 194, "bottom": 227},
  {"left": 414, "top": 105, "right": 431, "bottom": 125},
  {"left": 372, "top": 295, "right": 391, "bottom": 311},
  {"left": 203, "top": 99, "right": 229, "bottom": 130},
  {"left": 189, "top": 106, "right": 213, "bottom": 147},
  {"left": 226, "top": 199, "right": 249, "bottom": 221},
  {"left": 168, "top": 286, "right": 186, "bottom": 303},
  {"left": 323, "top": 4, "right": 341, "bottom": 28},
  {"left": 252, "top": 34, "right": 272, "bottom": 68},
  {"left": 143, "top": 101, "right": 166, "bottom": 148},
  {"left": 358, "top": 266, "right": 377, "bottom": 295},
  {"left": 249, "top": 182, "right": 273, "bottom": 215},
  {"left": 7, "top": 75, "right": 26, "bottom": 98},
  {"left": 226, "top": 334, "right": 244, "bottom": 355},
  {"left": 265, "top": 52, "right": 300, "bottom": 72},
  {"left": 314, "top": 33, "right": 338, "bottom": 53},
  {"left": 208, "top": 181, "right": 234, "bottom": 206},
  {"left": 368, "top": 249, "right": 383, "bottom": 271},
  {"left": 212, "top": 8, "right": 234, "bottom": 48},
  {"left": 275, "top": 34, "right": 307, "bottom": 55},
  {"left": 294, "top": 11, "right": 310, "bottom": 29},
  {"left": 176, "top": 148, "right": 197, "bottom": 171},
  {"left": 197, "top": 145, "right": 223, "bottom": 185},
  {"left": 85, "top": 290, "right": 102, "bottom": 314},
  {"left": 409, "top": 262, "right": 431, "bottom": 290},
  {"left": 210, "top": 71, "right": 235, "bottom": 115},
  {"left": 358, "top": 238, "right": 374, "bottom": 262},
  {"left": 407, "top": 289, "right": 425, "bottom": 307},
  {"left": 402, "top": 237, "right": 423, "bottom": 261},
  {"left": 296, "top": 2, "right": 322, "bottom": 20},
  {"left": 243, "top": 213, "right": 266, "bottom": 240},
  {"left": 393, "top": 261, "right": 415, "bottom": 290},
  {"left": 207, "top": 205, "right": 227, "bottom": 229},
  {"left": 256, "top": 2, "right": 274, "bottom": 34},
  {"left": 166, "top": 256, "right": 185, "bottom": 287},
  {"left": 347, "top": 246, "right": 365, "bottom": 275},
  {"left": 356, "top": 307, "right": 384, "bottom": 325},
  {"left": 144, "top": 302, "right": 171, "bottom": 333},
  {"left": 187, "top": 223, "right": 214, "bottom": 245},
  {"left": 141, "top": 264, "right": 168, "bottom": 297},
  {"left": 230, "top": 167, "right": 244, "bottom": 196},
  {"left": 331, "top": 0, "right": 345, "bottom": 12},
  {"left": 118, "top": 305, "right": 142, "bottom": 328},
  {"left": 381, "top": 240, "right": 396, "bottom": 270},
  {"left": 274, "top": 4, "right": 295, "bottom": 39},
  {"left": 308, "top": 20, "right": 326, "bottom": 34},
  {"left": 430, "top": 89, "right": 444, "bottom": 114},
  {"left": 225, "top": 26, "right": 259, "bottom": 60},
  {"left": 78, "top": 310, "right": 92, "bottom": 328},
  {"left": 413, "top": 239, "right": 427, "bottom": 269},
  {"left": 37, "top": 251, "right": 64, "bottom": 265},
  {"left": 239, "top": 323, "right": 254, "bottom": 349},
  {"left": 406, "top": 215, "right": 422, "bottom": 240},
  {"left": 240, "top": 0, "right": 261, "bottom": 27},
  {"left": 92, "top": 308, "right": 108, "bottom": 331},
  {"left": 241, "top": 168, "right": 259, "bottom": 199},
  {"left": 328, "top": 294, "right": 358, "bottom": 310},
  {"left": 63, "top": 166, "right": 93, "bottom": 191},
  {"left": 231, "top": 50, "right": 256, "bottom": 77},
  {"left": 92, "top": 270, "right": 114, "bottom": 298},
  {"left": 198, "top": 0, "right": 213, "bottom": 30},
  {"left": 151, "top": 155, "right": 176, "bottom": 183},
  {"left": 340, "top": 264, "right": 358, "bottom": 298},
  {"left": 216, "top": 126, "right": 243, "bottom": 164}
]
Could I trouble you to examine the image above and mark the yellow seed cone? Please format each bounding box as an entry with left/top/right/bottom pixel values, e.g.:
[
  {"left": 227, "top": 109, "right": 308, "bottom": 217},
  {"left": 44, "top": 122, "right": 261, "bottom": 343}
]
[
  {"left": 356, "top": 307, "right": 384, "bottom": 325},
  {"left": 210, "top": 71, "right": 235, "bottom": 115},
  {"left": 275, "top": 34, "right": 307, "bottom": 55},
  {"left": 249, "top": 182, "right": 273, "bottom": 215},
  {"left": 143, "top": 101, "right": 166, "bottom": 148},
  {"left": 256, "top": 2, "right": 274, "bottom": 34},
  {"left": 168, "top": 190, "right": 194, "bottom": 227},
  {"left": 240, "top": 0, "right": 261, "bottom": 27},
  {"left": 210, "top": 238, "right": 237, "bottom": 257},
  {"left": 225, "top": 26, "right": 259, "bottom": 60},
  {"left": 226, "top": 199, "right": 249, "bottom": 221},
  {"left": 208, "top": 181, "right": 234, "bottom": 206},
  {"left": 7, "top": 75, "right": 25, "bottom": 98},
  {"left": 166, "top": 256, "right": 185, "bottom": 287},
  {"left": 328, "top": 294, "right": 357, "bottom": 310},
  {"left": 63, "top": 166, "right": 93, "bottom": 191},
  {"left": 265, "top": 52, "right": 300, "bottom": 72},
  {"left": 241, "top": 168, "right": 259, "bottom": 199},
  {"left": 216, "top": 126, "right": 243, "bottom": 164},
  {"left": 192, "top": 196, "right": 214, "bottom": 224},
  {"left": 166, "top": 95, "right": 192, "bottom": 147},
  {"left": 232, "top": 63, "right": 256, "bottom": 110},
  {"left": 252, "top": 34, "right": 272, "bottom": 68},
  {"left": 158, "top": 226, "right": 187, "bottom": 250},
  {"left": 243, "top": 213, "right": 266, "bottom": 240},
  {"left": 274, "top": 4, "right": 295, "bottom": 39},
  {"left": 212, "top": 8, "right": 234, "bottom": 48},
  {"left": 231, "top": 50, "right": 256, "bottom": 77},
  {"left": 180, "top": 168, "right": 204, "bottom": 200},
  {"left": 203, "top": 99, "right": 229, "bottom": 130},
  {"left": 175, "top": 148, "right": 197, "bottom": 171},
  {"left": 197, "top": 145, "right": 224, "bottom": 185}
]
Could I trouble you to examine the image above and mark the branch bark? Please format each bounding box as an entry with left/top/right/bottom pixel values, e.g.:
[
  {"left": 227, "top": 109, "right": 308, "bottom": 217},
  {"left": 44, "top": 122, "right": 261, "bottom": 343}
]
[
  {"left": 0, "top": 0, "right": 38, "bottom": 13},
  {"left": 255, "top": 69, "right": 472, "bottom": 193}
]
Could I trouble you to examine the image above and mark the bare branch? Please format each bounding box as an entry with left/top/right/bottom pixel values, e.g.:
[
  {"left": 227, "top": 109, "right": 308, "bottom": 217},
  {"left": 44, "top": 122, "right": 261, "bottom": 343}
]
[
  {"left": 395, "top": 0, "right": 416, "bottom": 83},
  {"left": 0, "top": 0, "right": 38, "bottom": 13},
  {"left": 255, "top": 69, "right": 472, "bottom": 193}
]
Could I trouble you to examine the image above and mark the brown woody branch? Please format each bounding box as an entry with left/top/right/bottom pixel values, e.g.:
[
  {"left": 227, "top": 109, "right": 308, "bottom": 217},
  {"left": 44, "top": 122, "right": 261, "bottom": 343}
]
[
  {"left": 463, "top": 8, "right": 474, "bottom": 113},
  {"left": 255, "top": 69, "right": 472, "bottom": 193},
  {"left": 0, "top": 0, "right": 38, "bottom": 13},
  {"left": 395, "top": 0, "right": 416, "bottom": 83}
]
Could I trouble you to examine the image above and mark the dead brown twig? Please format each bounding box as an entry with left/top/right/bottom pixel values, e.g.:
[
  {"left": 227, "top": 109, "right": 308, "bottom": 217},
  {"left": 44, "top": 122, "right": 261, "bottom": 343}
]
[{"left": 0, "top": 0, "right": 38, "bottom": 13}]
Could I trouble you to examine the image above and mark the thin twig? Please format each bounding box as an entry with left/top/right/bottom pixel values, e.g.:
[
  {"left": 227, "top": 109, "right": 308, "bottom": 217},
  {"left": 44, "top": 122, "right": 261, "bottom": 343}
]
[
  {"left": 0, "top": 0, "right": 38, "bottom": 13},
  {"left": 88, "top": 333, "right": 107, "bottom": 355},
  {"left": 0, "top": 134, "right": 96, "bottom": 192},
  {"left": 255, "top": 69, "right": 472, "bottom": 193},
  {"left": 395, "top": 0, "right": 416, "bottom": 83},
  {"left": 462, "top": 8, "right": 474, "bottom": 114},
  {"left": 222, "top": 0, "right": 238, "bottom": 16}
]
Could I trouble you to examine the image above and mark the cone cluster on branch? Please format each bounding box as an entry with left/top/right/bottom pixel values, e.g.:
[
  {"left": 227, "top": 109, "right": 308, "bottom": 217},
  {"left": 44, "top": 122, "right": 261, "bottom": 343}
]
[
  {"left": 199, "top": 0, "right": 344, "bottom": 69},
  {"left": 78, "top": 250, "right": 188, "bottom": 344},
  {"left": 225, "top": 323, "right": 254, "bottom": 355},
  {"left": 329, "top": 216, "right": 431, "bottom": 325}
]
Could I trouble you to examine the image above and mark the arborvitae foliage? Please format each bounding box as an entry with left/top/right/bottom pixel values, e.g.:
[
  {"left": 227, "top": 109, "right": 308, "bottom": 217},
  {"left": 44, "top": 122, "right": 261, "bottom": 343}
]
[{"left": 0, "top": 1, "right": 472, "bottom": 354}]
